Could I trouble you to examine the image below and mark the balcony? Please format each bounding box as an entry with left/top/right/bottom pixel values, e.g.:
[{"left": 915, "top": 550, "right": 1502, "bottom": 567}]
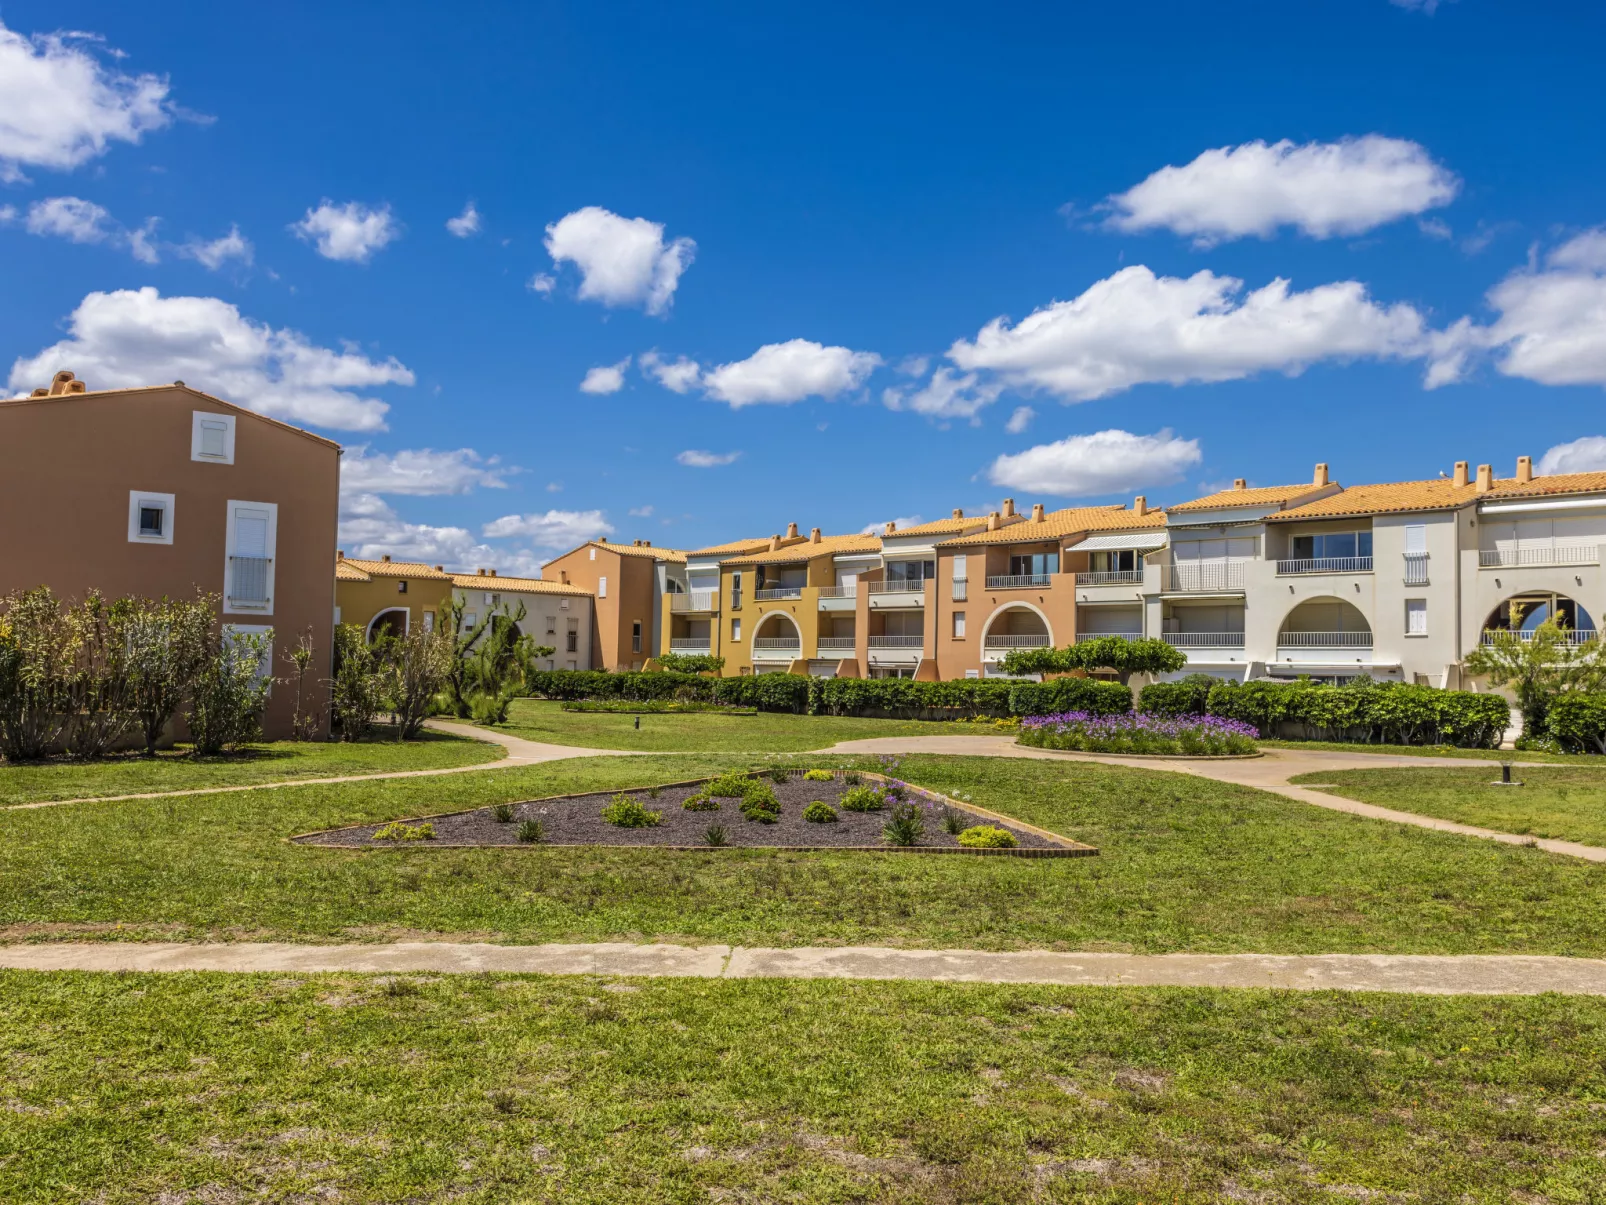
[
  {"left": 1163, "top": 632, "right": 1245, "bottom": 649},
  {"left": 228, "top": 555, "right": 272, "bottom": 607},
  {"left": 816, "top": 584, "right": 857, "bottom": 598},
  {"left": 868, "top": 635, "right": 925, "bottom": 649},
  {"left": 984, "top": 573, "right": 1053, "bottom": 590},
  {"left": 816, "top": 635, "right": 857, "bottom": 651},
  {"left": 983, "top": 634, "right": 1051, "bottom": 649},
  {"left": 1403, "top": 553, "right": 1429, "bottom": 586},
  {"left": 1479, "top": 546, "right": 1600, "bottom": 569},
  {"left": 1276, "top": 557, "right": 1373, "bottom": 575},
  {"left": 669, "top": 590, "right": 719, "bottom": 612},
  {"left": 1481, "top": 628, "right": 1599, "bottom": 646},
  {"left": 1166, "top": 563, "right": 1245, "bottom": 592},
  {"left": 1074, "top": 570, "right": 1144, "bottom": 586},
  {"left": 1276, "top": 631, "right": 1373, "bottom": 648},
  {"left": 754, "top": 586, "right": 803, "bottom": 601},
  {"left": 752, "top": 636, "right": 801, "bottom": 653},
  {"left": 669, "top": 637, "right": 711, "bottom": 652},
  {"left": 866, "top": 579, "right": 927, "bottom": 594}
]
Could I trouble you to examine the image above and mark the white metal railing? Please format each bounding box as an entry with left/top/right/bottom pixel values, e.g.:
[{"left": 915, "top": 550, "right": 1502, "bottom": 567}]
[
  {"left": 1075, "top": 632, "right": 1142, "bottom": 643},
  {"left": 1163, "top": 632, "right": 1244, "bottom": 648},
  {"left": 1167, "top": 563, "right": 1245, "bottom": 592},
  {"left": 1075, "top": 570, "right": 1145, "bottom": 586},
  {"left": 816, "top": 636, "right": 856, "bottom": 650},
  {"left": 866, "top": 579, "right": 928, "bottom": 594},
  {"left": 754, "top": 587, "right": 803, "bottom": 601},
  {"left": 952, "top": 580, "right": 968, "bottom": 601},
  {"left": 984, "top": 634, "right": 1051, "bottom": 648},
  {"left": 1481, "top": 628, "right": 1599, "bottom": 646},
  {"left": 669, "top": 591, "right": 718, "bottom": 612},
  {"left": 669, "top": 638, "right": 711, "bottom": 650},
  {"left": 816, "top": 584, "right": 857, "bottom": 598},
  {"left": 985, "top": 573, "right": 1053, "bottom": 590},
  {"left": 1276, "top": 557, "right": 1373, "bottom": 575},
  {"left": 1403, "top": 553, "right": 1429, "bottom": 586},
  {"left": 752, "top": 636, "right": 801, "bottom": 651},
  {"left": 1277, "top": 631, "right": 1374, "bottom": 648},
  {"left": 228, "top": 555, "right": 272, "bottom": 606},
  {"left": 868, "top": 635, "right": 925, "bottom": 649},
  {"left": 1479, "top": 546, "right": 1600, "bottom": 569}
]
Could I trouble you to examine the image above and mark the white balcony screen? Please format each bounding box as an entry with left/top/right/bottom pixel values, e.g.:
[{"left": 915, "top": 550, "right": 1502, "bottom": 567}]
[
  {"left": 1404, "top": 525, "right": 1427, "bottom": 555},
  {"left": 1406, "top": 599, "right": 1428, "bottom": 635}
]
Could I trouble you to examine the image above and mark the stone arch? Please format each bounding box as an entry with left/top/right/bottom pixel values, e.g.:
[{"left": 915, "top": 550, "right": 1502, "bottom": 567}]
[
  {"left": 1276, "top": 596, "right": 1372, "bottom": 645},
  {"left": 1483, "top": 591, "right": 1596, "bottom": 639},
  {"left": 752, "top": 610, "right": 803, "bottom": 642},
  {"left": 366, "top": 608, "right": 409, "bottom": 642},
  {"left": 980, "top": 602, "right": 1054, "bottom": 648}
]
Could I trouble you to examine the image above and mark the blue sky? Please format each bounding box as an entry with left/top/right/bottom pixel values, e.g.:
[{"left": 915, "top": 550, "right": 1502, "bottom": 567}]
[{"left": 4, "top": 0, "right": 1606, "bottom": 571}]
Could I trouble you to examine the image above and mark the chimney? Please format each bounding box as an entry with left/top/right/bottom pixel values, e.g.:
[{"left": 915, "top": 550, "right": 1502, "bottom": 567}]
[
  {"left": 769, "top": 534, "right": 782, "bottom": 551},
  {"left": 48, "top": 370, "right": 76, "bottom": 396},
  {"left": 490, "top": 569, "right": 498, "bottom": 577},
  {"left": 1475, "top": 463, "right": 1494, "bottom": 493},
  {"left": 476, "top": 568, "right": 486, "bottom": 576},
  {"left": 66, "top": 380, "right": 85, "bottom": 393},
  {"left": 1031, "top": 503, "right": 1045, "bottom": 522},
  {"left": 560, "top": 570, "right": 569, "bottom": 584},
  {"left": 1233, "top": 478, "right": 1246, "bottom": 490},
  {"left": 1002, "top": 498, "right": 1016, "bottom": 518},
  {"left": 381, "top": 554, "right": 392, "bottom": 563},
  {"left": 337, "top": 550, "right": 345, "bottom": 560},
  {"left": 29, "top": 388, "right": 48, "bottom": 397},
  {"left": 786, "top": 522, "right": 799, "bottom": 538},
  {"left": 1453, "top": 460, "right": 1469, "bottom": 487},
  {"left": 642, "top": 540, "right": 651, "bottom": 547},
  {"left": 1516, "top": 455, "right": 1533, "bottom": 483},
  {"left": 986, "top": 512, "right": 1001, "bottom": 531},
  {"left": 884, "top": 521, "right": 897, "bottom": 535},
  {"left": 1133, "top": 495, "right": 1148, "bottom": 516},
  {"left": 810, "top": 526, "right": 821, "bottom": 543},
  {"left": 952, "top": 508, "right": 963, "bottom": 519},
  {"left": 1313, "top": 463, "right": 1329, "bottom": 487},
  {"left": 434, "top": 565, "right": 444, "bottom": 573}
]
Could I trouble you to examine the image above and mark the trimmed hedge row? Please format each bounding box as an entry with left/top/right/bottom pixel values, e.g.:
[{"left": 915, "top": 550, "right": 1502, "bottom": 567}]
[
  {"left": 1548, "top": 694, "right": 1606, "bottom": 754},
  {"left": 1138, "top": 678, "right": 1510, "bottom": 748},
  {"left": 523, "top": 669, "right": 1132, "bottom": 719}
]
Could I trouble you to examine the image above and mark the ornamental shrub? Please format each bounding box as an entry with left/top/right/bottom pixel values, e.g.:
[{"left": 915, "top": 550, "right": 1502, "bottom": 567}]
[
  {"left": 1548, "top": 693, "right": 1606, "bottom": 754},
  {"left": 957, "top": 825, "right": 1017, "bottom": 849},
  {"left": 601, "top": 793, "right": 662, "bottom": 827},
  {"left": 516, "top": 818, "right": 544, "bottom": 844},
  {"left": 373, "top": 821, "right": 435, "bottom": 841},
  {"left": 654, "top": 652, "right": 725, "bottom": 674},
  {"left": 802, "top": 800, "right": 839, "bottom": 823},
  {"left": 739, "top": 781, "right": 781, "bottom": 822},
  {"left": 882, "top": 802, "right": 924, "bottom": 846},
  {"left": 706, "top": 774, "right": 756, "bottom": 798},
  {"left": 1137, "top": 674, "right": 1219, "bottom": 718},
  {"left": 1005, "top": 677, "right": 1132, "bottom": 720},
  {"left": 1018, "top": 711, "right": 1258, "bottom": 755},
  {"left": 682, "top": 792, "right": 721, "bottom": 811},
  {"left": 1202, "top": 680, "right": 1508, "bottom": 748},
  {"left": 803, "top": 769, "right": 834, "bottom": 781},
  {"left": 840, "top": 785, "right": 886, "bottom": 812},
  {"left": 491, "top": 802, "right": 515, "bottom": 823}
]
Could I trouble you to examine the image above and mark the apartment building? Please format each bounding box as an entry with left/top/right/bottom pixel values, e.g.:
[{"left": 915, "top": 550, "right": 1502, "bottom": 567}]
[
  {"left": 660, "top": 537, "right": 774, "bottom": 662},
  {"left": 449, "top": 569, "right": 594, "bottom": 671},
  {"left": 334, "top": 555, "right": 454, "bottom": 638},
  {"left": 0, "top": 371, "right": 340, "bottom": 740},
  {"left": 542, "top": 539, "right": 687, "bottom": 671}
]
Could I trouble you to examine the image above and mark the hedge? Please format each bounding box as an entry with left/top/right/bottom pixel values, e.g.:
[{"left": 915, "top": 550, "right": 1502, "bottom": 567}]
[
  {"left": 1136, "top": 678, "right": 1510, "bottom": 748},
  {"left": 1547, "top": 694, "right": 1606, "bottom": 754}
]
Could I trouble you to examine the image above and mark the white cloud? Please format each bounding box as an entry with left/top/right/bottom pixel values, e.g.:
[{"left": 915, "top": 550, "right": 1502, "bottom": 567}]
[
  {"left": 527, "top": 272, "right": 556, "bottom": 295},
  {"left": 639, "top": 350, "right": 703, "bottom": 393},
  {"left": 881, "top": 367, "right": 1001, "bottom": 420},
  {"left": 8, "top": 287, "right": 413, "bottom": 431},
  {"left": 895, "top": 355, "right": 930, "bottom": 377},
  {"left": 676, "top": 449, "right": 741, "bottom": 468},
  {"left": 862, "top": 515, "right": 923, "bottom": 535},
  {"left": 987, "top": 428, "right": 1202, "bottom": 497},
  {"left": 127, "top": 218, "right": 159, "bottom": 265},
  {"left": 543, "top": 206, "right": 695, "bottom": 315},
  {"left": 580, "top": 357, "right": 630, "bottom": 395},
  {"left": 339, "top": 491, "right": 521, "bottom": 570},
  {"left": 629, "top": 505, "right": 654, "bottom": 518},
  {"left": 0, "top": 204, "right": 15, "bottom": 224},
  {"left": 701, "top": 339, "right": 881, "bottom": 408},
  {"left": 481, "top": 509, "right": 615, "bottom": 549},
  {"left": 1538, "top": 436, "right": 1606, "bottom": 476},
  {"left": 291, "top": 200, "right": 399, "bottom": 263},
  {"left": 446, "top": 201, "right": 481, "bottom": 238},
  {"left": 1104, "top": 136, "right": 1458, "bottom": 245},
  {"left": 341, "top": 446, "right": 512, "bottom": 497},
  {"left": 176, "top": 224, "right": 252, "bottom": 270},
  {"left": 1391, "top": 0, "right": 1452, "bottom": 12},
  {"left": 0, "top": 22, "right": 177, "bottom": 180},
  {"left": 948, "top": 265, "right": 1430, "bottom": 402},
  {"left": 25, "top": 195, "right": 114, "bottom": 242},
  {"left": 1005, "top": 405, "right": 1036, "bottom": 434}
]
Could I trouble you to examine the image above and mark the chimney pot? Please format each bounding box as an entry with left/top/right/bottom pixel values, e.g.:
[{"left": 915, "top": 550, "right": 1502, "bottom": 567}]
[
  {"left": 381, "top": 554, "right": 392, "bottom": 563},
  {"left": 884, "top": 521, "right": 896, "bottom": 534},
  {"left": 30, "top": 388, "right": 48, "bottom": 397},
  {"left": 810, "top": 526, "right": 821, "bottom": 542},
  {"left": 786, "top": 522, "right": 799, "bottom": 539},
  {"left": 1233, "top": 478, "right": 1246, "bottom": 490},
  {"left": 1031, "top": 503, "right": 1045, "bottom": 521},
  {"left": 476, "top": 568, "right": 485, "bottom": 576},
  {"left": 1133, "top": 495, "right": 1148, "bottom": 516},
  {"left": 337, "top": 550, "right": 345, "bottom": 560},
  {"left": 66, "top": 380, "right": 85, "bottom": 393},
  {"left": 434, "top": 565, "right": 444, "bottom": 573},
  {"left": 642, "top": 540, "right": 651, "bottom": 547},
  {"left": 1453, "top": 461, "right": 1469, "bottom": 487},
  {"left": 1475, "top": 463, "right": 1494, "bottom": 493},
  {"left": 952, "top": 508, "right": 963, "bottom": 519},
  {"left": 490, "top": 569, "right": 498, "bottom": 576},
  {"left": 769, "top": 535, "right": 782, "bottom": 551},
  {"left": 986, "top": 512, "right": 1000, "bottom": 531},
  {"left": 1313, "top": 463, "right": 1330, "bottom": 487},
  {"left": 173, "top": 380, "right": 184, "bottom": 387},
  {"left": 1002, "top": 498, "right": 1016, "bottom": 517},
  {"left": 1516, "top": 455, "right": 1533, "bottom": 483},
  {"left": 48, "top": 370, "right": 75, "bottom": 396}
]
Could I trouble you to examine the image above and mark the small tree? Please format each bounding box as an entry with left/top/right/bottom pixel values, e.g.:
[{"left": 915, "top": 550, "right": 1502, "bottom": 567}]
[
  {"left": 439, "top": 597, "right": 553, "bottom": 722},
  {"left": 1464, "top": 614, "right": 1606, "bottom": 736},
  {"left": 61, "top": 591, "right": 137, "bottom": 760},
  {"left": 187, "top": 626, "right": 274, "bottom": 755},
  {"left": 0, "top": 587, "right": 75, "bottom": 762},
  {"left": 330, "top": 623, "right": 389, "bottom": 741},
  {"left": 122, "top": 594, "right": 213, "bottom": 756},
  {"left": 282, "top": 627, "right": 322, "bottom": 741},
  {"left": 385, "top": 624, "right": 454, "bottom": 739},
  {"left": 999, "top": 635, "right": 1186, "bottom": 686}
]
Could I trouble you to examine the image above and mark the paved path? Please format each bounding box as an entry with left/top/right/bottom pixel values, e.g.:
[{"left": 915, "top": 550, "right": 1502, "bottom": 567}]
[
  {"left": 823, "top": 735, "right": 1606, "bottom": 862},
  {"left": 4, "top": 940, "right": 1605, "bottom": 995}
]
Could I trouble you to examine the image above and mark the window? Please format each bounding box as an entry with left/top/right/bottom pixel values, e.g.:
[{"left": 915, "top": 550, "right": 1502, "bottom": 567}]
[
  {"left": 951, "top": 555, "right": 967, "bottom": 600},
  {"left": 1090, "top": 549, "right": 1138, "bottom": 572},
  {"left": 952, "top": 611, "right": 967, "bottom": 639},
  {"left": 589, "top": 547, "right": 596, "bottom": 561},
  {"left": 631, "top": 621, "right": 642, "bottom": 653},
  {"left": 1008, "top": 552, "right": 1059, "bottom": 577},
  {"left": 224, "top": 501, "right": 277, "bottom": 614},
  {"left": 546, "top": 616, "right": 557, "bottom": 635},
  {"left": 464, "top": 612, "right": 477, "bottom": 630},
  {"left": 731, "top": 571, "right": 743, "bottom": 608},
  {"left": 127, "top": 491, "right": 176, "bottom": 545},
  {"left": 1291, "top": 531, "right": 1373, "bottom": 560},
  {"left": 731, "top": 618, "right": 742, "bottom": 642},
  {"left": 598, "top": 576, "right": 608, "bottom": 599},
  {"left": 566, "top": 630, "right": 578, "bottom": 653},
  {"left": 190, "top": 411, "right": 236, "bottom": 464},
  {"left": 1404, "top": 525, "right": 1427, "bottom": 555},
  {"left": 422, "top": 611, "right": 435, "bottom": 632},
  {"left": 964, "top": 669, "right": 980, "bottom": 679},
  {"left": 886, "top": 560, "right": 936, "bottom": 584},
  {"left": 397, "top": 580, "right": 409, "bottom": 594},
  {"left": 1406, "top": 599, "right": 1428, "bottom": 636}
]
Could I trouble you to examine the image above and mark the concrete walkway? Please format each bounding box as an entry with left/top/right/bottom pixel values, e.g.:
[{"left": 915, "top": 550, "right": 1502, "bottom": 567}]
[
  {"left": 823, "top": 735, "right": 1606, "bottom": 863},
  {"left": 4, "top": 940, "right": 1605, "bottom": 995}
]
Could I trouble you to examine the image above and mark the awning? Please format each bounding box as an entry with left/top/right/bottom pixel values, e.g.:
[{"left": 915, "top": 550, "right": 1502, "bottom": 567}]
[{"left": 1070, "top": 531, "right": 1167, "bottom": 552}]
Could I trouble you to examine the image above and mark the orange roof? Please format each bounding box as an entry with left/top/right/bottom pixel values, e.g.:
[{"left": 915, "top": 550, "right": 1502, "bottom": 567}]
[
  {"left": 1169, "top": 483, "right": 1335, "bottom": 512},
  {"left": 337, "top": 556, "right": 452, "bottom": 580},
  {"left": 1269, "top": 469, "right": 1606, "bottom": 521},
  {"left": 590, "top": 540, "right": 689, "bottom": 564},
  {"left": 449, "top": 572, "right": 591, "bottom": 596},
  {"left": 335, "top": 560, "right": 372, "bottom": 582},
  {"left": 879, "top": 513, "right": 991, "bottom": 538},
  {"left": 939, "top": 506, "right": 1165, "bottom": 548},
  {"left": 722, "top": 532, "right": 882, "bottom": 566},
  {"left": 1488, "top": 471, "right": 1606, "bottom": 500},
  {"left": 686, "top": 537, "right": 775, "bottom": 557}
]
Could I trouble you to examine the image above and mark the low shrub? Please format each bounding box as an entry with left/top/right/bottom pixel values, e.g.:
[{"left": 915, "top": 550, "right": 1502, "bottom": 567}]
[
  {"left": 706, "top": 774, "right": 756, "bottom": 798},
  {"left": 1018, "top": 711, "right": 1258, "bottom": 755},
  {"left": 704, "top": 824, "right": 727, "bottom": 847},
  {"left": 882, "top": 802, "right": 924, "bottom": 846},
  {"left": 765, "top": 766, "right": 791, "bottom": 784},
  {"left": 739, "top": 782, "right": 781, "bottom": 823},
  {"left": 601, "top": 793, "right": 662, "bottom": 828},
  {"left": 1199, "top": 679, "right": 1509, "bottom": 748},
  {"left": 682, "top": 793, "right": 720, "bottom": 811},
  {"left": 802, "top": 800, "right": 839, "bottom": 824},
  {"left": 491, "top": 802, "right": 515, "bottom": 823},
  {"left": 840, "top": 785, "right": 886, "bottom": 812},
  {"left": 882, "top": 781, "right": 909, "bottom": 802},
  {"left": 373, "top": 821, "right": 435, "bottom": 842},
  {"left": 559, "top": 699, "right": 756, "bottom": 715},
  {"left": 1136, "top": 674, "right": 1219, "bottom": 718},
  {"left": 957, "top": 825, "right": 1017, "bottom": 849},
  {"left": 653, "top": 652, "right": 726, "bottom": 674},
  {"left": 803, "top": 768, "right": 834, "bottom": 781},
  {"left": 842, "top": 771, "right": 863, "bottom": 785},
  {"left": 940, "top": 805, "right": 968, "bottom": 835},
  {"left": 516, "top": 818, "right": 544, "bottom": 844},
  {"left": 1548, "top": 694, "right": 1606, "bottom": 754}
]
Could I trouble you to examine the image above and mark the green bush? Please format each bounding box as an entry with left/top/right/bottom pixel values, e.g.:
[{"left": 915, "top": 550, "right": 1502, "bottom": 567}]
[
  {"left": 682, "top": 792, "right": 720, "bottom": 811},
  {"left": 803, "top": 768, "right": 834, "bottom": 781},
  {"left": 653, "top": 652, "right": 725, "bottom": 673},
  {"left": 516, "top": 818, "right": 544, "bottom": 844},
  {"left": 372, "top": 821, "right": 435, "bottom": 842},
  {"left": 957, "top": 824, "right": 1017, "bottom": 849},
  {"left": 802, "top": 800, "right": 839, "bottom": 823},
  {"left": 491, "top": 802, "right": 514, "bottom": 823},
  {"left": 1136, "top": 674, "right": 1219, "bottom": 717},
  {"left": 1005, "top": 676, "right": 1132, "bottom": 719},
  {"left": 1203, "top": 679, "right": 1509, "bottom": 748},
  {"left": 738, "top": 781, "right": 781, "bottom": 822},
  {"left": 764, "top": 766, "right": 791, "bottom": 783},
  {"left": 840, "top": 785, "right": 886, "bottom": 812},
  {"left": 1548, "top": 694, "right": 1606, "bottom": 754},
  {"left": 706, "top": 773, "right": 756, "bottom": 798},
  {"left": 882, "top": 802, "right": 924, "bottom": 846},
  {"left": 704, "top": 824, "right": 727, "bottom": 847},
  {"left": 600, "top": 793, "right": 662, "bottom": 827}
]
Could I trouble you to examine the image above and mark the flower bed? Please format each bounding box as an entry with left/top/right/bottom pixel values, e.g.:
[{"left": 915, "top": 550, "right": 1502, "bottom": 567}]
[{"left": 1018, "top": 711, "right": 1259, "bottom": 756}]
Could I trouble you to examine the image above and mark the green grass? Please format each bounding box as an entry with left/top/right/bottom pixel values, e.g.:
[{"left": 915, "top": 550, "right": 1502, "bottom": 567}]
[
  {"left": 496, "top": 698, "right": 974, "bottom": 752},
  {"left": 1292, "top": 764, "right": 1606, "bottom": 848},
  {"left": 7, "top": 753, "right": 1606, "bottom": 954},
  {"left": 1262, "top": 739, "right": 1596, "bottom": 763},
  {"left": 0, "top": 728, "right": 503, "bottom": 805},
  {"left": 3, "top": 972, "right": 1603, "bottom": 1204}
]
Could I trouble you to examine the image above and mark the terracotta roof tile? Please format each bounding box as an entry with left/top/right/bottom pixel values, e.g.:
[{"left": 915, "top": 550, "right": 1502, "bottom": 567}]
[
  {"left": 879, "top": 514, "right": 991, "bottom": 538},
  {"left": 335, "top": 561, "right": 372, "bottom": 582},
  {"left": 686, "top": 537, "right": 775, "bottom": 557},
  {"left": 939, "top": 506, "right": 1165, "bottom": 548},
  {"left": 449, "top": 572, "right": 591, "bottom": 596},
  {"left": 590, "top": 540, "right": 689, "bottom": 563},
  {"left": 1488, "top": 471, "right": 1606, "bottom": 500},
  {"left": 1268, "top": 479, "right": 1479, "bottom": 520},
  {"left": 337, "top": 557, "right": 452, "bottom": 580},
  {"left": 1169, "top": 483, "right": 1334, "bottom": 512},
  {"left": 722, "top": 533, "right": 882, "bottom": 566}
]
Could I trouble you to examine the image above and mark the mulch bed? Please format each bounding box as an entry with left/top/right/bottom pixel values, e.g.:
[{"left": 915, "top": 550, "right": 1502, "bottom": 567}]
[{"left": 292, "top": 773, "right": 1093, "bottom": 857}]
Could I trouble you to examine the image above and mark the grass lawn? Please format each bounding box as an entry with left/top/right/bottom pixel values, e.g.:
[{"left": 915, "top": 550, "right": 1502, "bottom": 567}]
[
  {"left": 497, "top": 698, "right": 973, "bottom": 752},
  {"left": 1262, "top": 739, "right": 1597, "bottom": 764},
  {"left": 7, "top": 753, "right": 1606, "bottom": 954},
  {"left": 1292, "top": 764, "right": 1606, "bottom": 848},
  {"left": 3, "top": 972, "right": 1602, "bottom": 1204},
  {"left": 0, "top": 727, "right": 503, "bottom": 805}
]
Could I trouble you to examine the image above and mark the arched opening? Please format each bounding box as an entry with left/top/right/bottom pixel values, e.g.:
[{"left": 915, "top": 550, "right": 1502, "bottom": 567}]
[
  {"left": 981, "top": 604, "right": 1053, "bottom": 655},
  {"left": 366, "top": 608, "right": 409, "bottom": 642},
  {"left": 1483, "top": 592, "right": 1597, "bottom": 645},
  {"left": 1277, "top": 598, "right": 1372, "bottom": 649},
  {"left": 752, "top": 611, "right": 802, "bottom": 662}
]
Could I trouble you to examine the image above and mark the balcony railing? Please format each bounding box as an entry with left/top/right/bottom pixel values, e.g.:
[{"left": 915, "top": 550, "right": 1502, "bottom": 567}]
[
  {"left": 669, "top": 638, "right": 711, "bottom": 651},
  {"left": 816, "top": 584, "right": 857, "bottom": 598},
  {"left": 984, "top": 573, "right": 1053, "bottom": 590},
  {"left": 1276, "top": 557, "right": 1373, "bottom": 575},
  {"left": 1163, "top": 632, "right": 1245, "bottom": 649},
  {"left": 1276, "top": 631, "right": 1374, "bottom": 648},
  {"left": 1075, "top": 632, "right": 1142, "bottom": 643},
  {"left": 1482, "top": 628, "right": 1599, "bottom": 646},
  {"left": 228, "top": 555, "right": 272, "bottom": 606},
  {"left": 983, "top": 634, "right": 1051, "bottom": 648},
  {"left": 866, "top": 579, "right": 928, "bottom": 594},
  {"left": 669, "top": 591, "right": 719, "bottom": 612},
  {"left": 816, "top": 636, "right": 857, "bottom": 650},
  {"left": 1403, "top": 553, "right": 1429, "bottom": 586},
  {"left": 868, "top": 635, "right": 925, "bottom": 649},
  {"left": 1074, "top": 570, "right": 1145, "bottom": 586},
  {"left": 752, "top": 636, "right": 801, "bottom": 651},
  {"left": 1166, "top": 563, "right": 1245, "bottom": 592},
  {"left": 1479, "top": 546, "right": 1601, "bottom": 569},
  {"left": 754, "top": 587, "right": 803, "bottom": 601}
]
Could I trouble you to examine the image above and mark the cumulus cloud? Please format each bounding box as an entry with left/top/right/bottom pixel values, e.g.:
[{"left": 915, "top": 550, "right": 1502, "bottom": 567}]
[
  {"left": 526, "top": 272, "right": 556, "bottom": 295},
  {"left": 862, "top": 515, "right": 923, "bottom": 535},
  {"left": 676, "top": 449, "right": 741, "bottom": 468},
  {"left": 23, "top": 195, "right": 168, "bottom": 263},
  {"left": 445, "top": 201, "right": 481, "bottom": 238},
  {"left": 580, "top": 358, "right": 630, "bottom": 395},
  {"left": 1104, "top": 136, "right": 1458, "bottom": 245},
  {"left": 1391, "top": 0, "right": 1452, "bottom": 12},
  {"left": 639, "top": 350, "right": 703, "bottom": 393},
  {"left": 543, "top": 206, "right": 695, "bottom": 315},
  {"left": 341, "top": 446, "right": 512, "bottom": 496},
  {"left": 481, "top": 509, "right": 615, "bottom": 548},
  {"left": 702, "top": 339, "right": 881, "bottom": 408},
  {"left": 1473, "top": 230, "right": 1606, "bottom": 389},
  {"left": 8, "top": 287, "right": 413, "bottom": 431},
  {"left": 1005, "top": 405, "right": 1036, "bottom": 434},
  {"left": 987, "top": 428, "right": 1202, "bottom": 497},
  {"left": 948, "top": 265, "right": 1430, "bottom": 402},
  {"left": 881, "top": 367, "right": 1001, "bottom": 420},
  {"left": 628, "top": 505, "right": 654, "bottom": 518},
  {"left": 1537, "top": 436, "right": 1606, "bottom": 476},
  {"left": 175, "top": 223, "right": 252, "bottom": 270},
  {"left": 338, "top": 492, "right": 537, "bottom": 570},
  {"left": 291, "top": 200, "right": 399, "bottom": 263},
  {"left": 0, "top": 22, "right": 178, "bottom": 180}
]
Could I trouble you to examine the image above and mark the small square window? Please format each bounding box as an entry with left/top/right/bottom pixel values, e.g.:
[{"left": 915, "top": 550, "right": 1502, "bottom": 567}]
[
  {"left": 190, "top": 411, "right": 237, "bottom": 464},
  {"left": 139, "top": 506, "right": 165, "bottom": 537},
  {"left": 1405, "top": 599, "right": 1428, "bottom": 636},
  {"left": 397, "top": 580, "right": 409, "bottom": 594},
  {"left": 731, "top": 618, "right": 742, "bottom": 642},
  {"left": 128, "top": 491, "right": 175, "bottom": 545},
  {"left": 952, "top": 611, "right": 967, "bottom": 639}
]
